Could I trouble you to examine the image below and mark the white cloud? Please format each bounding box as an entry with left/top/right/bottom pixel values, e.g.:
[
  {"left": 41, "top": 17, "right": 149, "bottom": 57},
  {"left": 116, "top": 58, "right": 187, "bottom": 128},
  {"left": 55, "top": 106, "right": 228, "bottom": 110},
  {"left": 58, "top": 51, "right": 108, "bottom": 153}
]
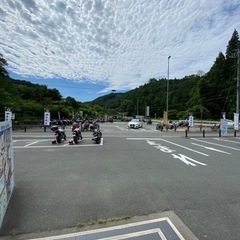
[{"left": 0, "top": 0, "right": 239, "bottom": 92}]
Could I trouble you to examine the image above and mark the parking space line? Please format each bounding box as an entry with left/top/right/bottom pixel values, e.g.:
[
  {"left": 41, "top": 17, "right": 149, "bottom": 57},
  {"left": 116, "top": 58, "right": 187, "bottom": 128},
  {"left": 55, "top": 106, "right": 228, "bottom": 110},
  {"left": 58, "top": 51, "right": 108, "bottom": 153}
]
[
  {"left": 24, "top": 140, "right": 47, "bottom": 147},
  {"left": 127, "top": 138, "right": 209, "bottom": 156},
  {"left": 191, "top": 138, "right": 240, "bottom": 151},
  {"left": 13, "top": 138, "right": 104, "bottom": 149},
  {"left": 191, "top": 143, "right": 231, "bottom": 154}
]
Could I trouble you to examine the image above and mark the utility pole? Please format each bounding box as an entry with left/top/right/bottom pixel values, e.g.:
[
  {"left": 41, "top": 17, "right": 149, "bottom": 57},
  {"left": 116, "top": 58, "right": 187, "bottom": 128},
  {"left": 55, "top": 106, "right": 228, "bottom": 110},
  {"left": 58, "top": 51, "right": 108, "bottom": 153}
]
[
  {"left": 237, "top": 48, "right": 240, "bottom": 114},
  {"left": 166, "top": 56, "right": 171, "bottom": 120}
]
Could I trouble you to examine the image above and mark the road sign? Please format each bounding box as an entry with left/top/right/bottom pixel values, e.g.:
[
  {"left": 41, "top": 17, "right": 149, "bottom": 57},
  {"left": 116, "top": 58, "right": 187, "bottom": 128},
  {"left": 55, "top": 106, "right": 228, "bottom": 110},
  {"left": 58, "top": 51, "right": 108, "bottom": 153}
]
[{"left": 220, "top": 119, "right": 228, "bottom": 136}]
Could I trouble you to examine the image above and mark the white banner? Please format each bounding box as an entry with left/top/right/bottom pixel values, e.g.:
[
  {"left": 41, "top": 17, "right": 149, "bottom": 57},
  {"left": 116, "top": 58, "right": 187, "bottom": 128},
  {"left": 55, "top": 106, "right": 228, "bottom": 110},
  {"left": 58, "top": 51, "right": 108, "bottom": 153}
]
[
  {"left": 4, "top": 111, "right": 12, "bottom": 122},
  {"left": 220, "top": 119, "right": 228, "bottom": 137},
  {"left": 234, "top": 113, "right": 239, "bottom": 130},
  {"left": 44, "top": 111, "right": 51, "bottom": 126},
  {"left": 188, "top": 115, "right": 194, "bottom": 127},
  {"left": 146, "top": 106, "right": 150, "bottom": 117}
]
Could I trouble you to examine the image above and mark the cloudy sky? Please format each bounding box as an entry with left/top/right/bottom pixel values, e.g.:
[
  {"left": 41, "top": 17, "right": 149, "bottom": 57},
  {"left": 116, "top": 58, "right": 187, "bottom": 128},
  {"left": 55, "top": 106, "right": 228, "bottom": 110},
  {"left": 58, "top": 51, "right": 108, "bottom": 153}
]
[{"left": 0, "top": 0, "right": 240, "bottom": 101}]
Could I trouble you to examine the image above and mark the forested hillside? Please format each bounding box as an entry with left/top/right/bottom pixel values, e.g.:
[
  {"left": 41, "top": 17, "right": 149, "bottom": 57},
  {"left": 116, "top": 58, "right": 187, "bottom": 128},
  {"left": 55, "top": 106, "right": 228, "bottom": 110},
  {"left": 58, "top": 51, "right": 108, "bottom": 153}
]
[
  {"left": 1, "top": 30, "right": 239, "bottom": 122},
  {"left": 92, "top": 30, "right": 240, "bottom": 120},
  {"left": 0, "top": 56, "right": 104, "bottom": 122}
]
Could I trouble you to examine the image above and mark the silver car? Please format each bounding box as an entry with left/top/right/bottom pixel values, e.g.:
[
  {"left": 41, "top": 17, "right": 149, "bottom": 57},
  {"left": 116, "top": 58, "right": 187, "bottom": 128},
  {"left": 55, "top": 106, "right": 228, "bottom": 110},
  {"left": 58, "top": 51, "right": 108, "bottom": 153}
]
[{"left": 128, "top": 119, "right": 143, "bottom": 129}]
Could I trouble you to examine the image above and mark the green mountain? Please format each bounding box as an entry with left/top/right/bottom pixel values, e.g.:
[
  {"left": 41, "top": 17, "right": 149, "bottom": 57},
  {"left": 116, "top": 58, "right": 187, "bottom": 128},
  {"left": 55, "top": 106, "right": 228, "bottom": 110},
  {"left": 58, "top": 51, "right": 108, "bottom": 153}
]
[
  {"left": 91, "top": 30, "right": 240, "bottom": 120},
  {"left": 1, "top": 30, "right": 239, "bottom": 122}
]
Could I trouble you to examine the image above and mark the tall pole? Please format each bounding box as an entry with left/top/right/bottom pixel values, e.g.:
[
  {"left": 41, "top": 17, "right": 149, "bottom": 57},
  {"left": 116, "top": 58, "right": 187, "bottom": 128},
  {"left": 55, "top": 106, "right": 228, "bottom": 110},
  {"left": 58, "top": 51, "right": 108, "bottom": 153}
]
[
  {"left": 137, "top": 97, "right": 139, "bottom": 116},
  {"left": 166, "top": 56, "right": 171, "bottom": 120},
  {"left": 237, "top": 48, "right": 240, "bottom": 114}
]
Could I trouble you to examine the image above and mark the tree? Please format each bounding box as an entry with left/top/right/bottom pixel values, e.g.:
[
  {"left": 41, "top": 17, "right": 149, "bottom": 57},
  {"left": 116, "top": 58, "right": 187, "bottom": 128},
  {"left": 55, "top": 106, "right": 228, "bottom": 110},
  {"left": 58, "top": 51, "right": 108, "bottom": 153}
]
[{"left": 0, "top": 53, "right": 8, "bottom": 77}]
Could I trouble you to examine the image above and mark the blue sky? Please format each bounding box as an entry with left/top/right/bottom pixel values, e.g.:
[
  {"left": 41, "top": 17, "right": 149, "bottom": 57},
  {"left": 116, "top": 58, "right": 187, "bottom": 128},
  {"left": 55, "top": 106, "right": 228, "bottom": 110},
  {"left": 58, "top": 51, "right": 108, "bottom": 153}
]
[{"left": 1, "top": 0, "right": 240, "bottom": 102}]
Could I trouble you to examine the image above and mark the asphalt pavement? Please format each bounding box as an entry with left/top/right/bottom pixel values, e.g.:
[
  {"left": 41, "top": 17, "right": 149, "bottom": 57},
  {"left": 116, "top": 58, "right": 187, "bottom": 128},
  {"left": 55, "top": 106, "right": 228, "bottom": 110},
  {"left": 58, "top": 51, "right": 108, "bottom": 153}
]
[{"left": 0, "top": 123, "right": 240, "bottom": 240}]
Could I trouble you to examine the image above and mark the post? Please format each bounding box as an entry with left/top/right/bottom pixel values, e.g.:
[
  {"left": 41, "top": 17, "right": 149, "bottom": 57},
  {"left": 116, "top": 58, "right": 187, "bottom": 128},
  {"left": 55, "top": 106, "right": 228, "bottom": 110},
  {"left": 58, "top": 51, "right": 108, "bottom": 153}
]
[
  {"left": 203, "top": 129, "right": 205, "bottom": 138},
  {"left": 137, "top": 97, "right": 139, "bottom": 116},
  {"left": 166, "top": 56, "right": 171, "bottom": 123},
  {"left": 237, "top": 48, "right": 240, "bottom": 114}
]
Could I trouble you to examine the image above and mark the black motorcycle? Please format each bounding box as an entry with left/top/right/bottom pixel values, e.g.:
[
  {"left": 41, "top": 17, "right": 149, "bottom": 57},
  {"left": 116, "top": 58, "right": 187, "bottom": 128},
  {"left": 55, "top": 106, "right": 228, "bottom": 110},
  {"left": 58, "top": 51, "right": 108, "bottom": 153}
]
[
  {"left": 51, "top": 125, "right": 66, "bottom": 144},
  {"left": 92, "top": 129, "right": 102, "bottom": 144},
  {"left": 72, "top": 127, "right": 82, "bottom": 144}
]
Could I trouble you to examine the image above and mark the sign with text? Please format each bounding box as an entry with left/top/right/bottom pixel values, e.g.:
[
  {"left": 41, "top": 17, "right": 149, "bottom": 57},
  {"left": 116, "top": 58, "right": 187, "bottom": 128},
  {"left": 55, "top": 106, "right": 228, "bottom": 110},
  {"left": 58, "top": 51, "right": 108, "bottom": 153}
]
[
  {"left": 4, "top": 111, "right": 12, "bottom": 122},
  {"left": 220, "top": 119, "right": 228, "bottom": 137},
  {"left": 44, "top": 111, "right": 51, "bottom": 126},
  {"left": 188, "top": 115, "right": 194, "bottom": 127}
]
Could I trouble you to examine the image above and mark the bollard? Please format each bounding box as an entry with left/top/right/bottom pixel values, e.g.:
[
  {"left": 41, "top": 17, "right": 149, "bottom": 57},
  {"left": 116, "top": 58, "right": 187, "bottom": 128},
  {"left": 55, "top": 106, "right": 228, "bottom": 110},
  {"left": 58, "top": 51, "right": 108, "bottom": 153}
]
[
  {"left": 24, "top": 126, "right": 27, "bottom": 132},
  {"left": 203, "top": 129, "right": 205, "bottom": 138},
  {"left": 219, "top": 129, "right": 221, "bottom": 137},
  {"left": 185, "top": 129, "right": 188, "bottom": 138},
  {"left": 44, "top": 126, "right": 46, "bottom": 132},
  {"left": 234, "top": 130, "right": 236, "bottom": 137}
]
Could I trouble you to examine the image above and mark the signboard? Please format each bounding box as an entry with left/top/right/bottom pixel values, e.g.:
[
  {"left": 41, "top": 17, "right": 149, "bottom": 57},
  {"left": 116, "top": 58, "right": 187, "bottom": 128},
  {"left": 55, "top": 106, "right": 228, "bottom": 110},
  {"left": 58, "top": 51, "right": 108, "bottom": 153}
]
[
  {"left": 0, "top": 121, "right": 14, "bottom": 227},
  {"left": 234, "top": 113, "right": 239, "bottom": 130},
  {"left": 44, "top": 111, "right": 51, "bottom": 126},
  {"left": 4, "top": 111, "right": 12, "bottom": 122},
  {"left": 220, "top": 119, "right": 228, "bottom": 137},
  {"left": 146, "top": 106, "right": 150, "bottom": 117},
  {"left": 188, "top": 115, "right": 194, "bottom": 127}
]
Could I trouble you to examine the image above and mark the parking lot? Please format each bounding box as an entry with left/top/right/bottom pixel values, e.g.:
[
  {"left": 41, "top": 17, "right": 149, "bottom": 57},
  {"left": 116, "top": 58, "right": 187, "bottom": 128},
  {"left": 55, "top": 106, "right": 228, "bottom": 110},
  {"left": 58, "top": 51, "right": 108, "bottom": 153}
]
[{"left": 1, "top": 122, "right": 240, "bottom": 239}]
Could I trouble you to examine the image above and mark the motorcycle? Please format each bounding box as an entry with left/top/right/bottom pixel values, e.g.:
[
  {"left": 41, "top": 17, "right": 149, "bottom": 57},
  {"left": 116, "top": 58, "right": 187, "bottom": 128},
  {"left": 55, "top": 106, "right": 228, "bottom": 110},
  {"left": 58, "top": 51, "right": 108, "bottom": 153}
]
[
  {"left": 92, "top": 129, "right": 102, "bottom": 144},
  {"left": 81, "top": 121, "right": 90, "bottom": 131},
  {"left": 72, "top": 127, "right": 82, "bottom": 144},
  {"left": 51, "top": 125, "right": 66, "bottom": 144},
  {"left": 90, "top": 120, "right": 100, "bottom": 131}
]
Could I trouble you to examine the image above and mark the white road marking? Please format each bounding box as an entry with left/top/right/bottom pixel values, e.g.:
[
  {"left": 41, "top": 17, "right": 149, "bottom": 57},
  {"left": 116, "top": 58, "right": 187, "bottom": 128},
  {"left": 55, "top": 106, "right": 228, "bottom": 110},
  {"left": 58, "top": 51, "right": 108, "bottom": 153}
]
[
  {"left": 116, "top": 126, "right": 125, "bottom": 131},
  {"left": 146, "top": 140, "right": 207, "bottom": 166},
  {"left": 157, "top": 138, "right": 209, "bottom": 156},
  {"left": 191, "top": 143, "right": 231, "bottom": 155},
  {"left": 27, "top": 217, "right": 184, "bottom": 240},
  {"left": 191, "top": 138, "right": 240, "bottom": 151},
  {"left": 214, "top": 138, "right": 240, "bottom": 144},
  {"left": 172, "top": 154, "right": 207, "bottom": 166},
  {"left": 24, "top": 140, "right": 48, "bottom": 147},
  {"left": 127, "top": 137, "right": 209, "bottom": 156},
  {"left": 13, "top": 138, "right": 104, "bottom": 149}
]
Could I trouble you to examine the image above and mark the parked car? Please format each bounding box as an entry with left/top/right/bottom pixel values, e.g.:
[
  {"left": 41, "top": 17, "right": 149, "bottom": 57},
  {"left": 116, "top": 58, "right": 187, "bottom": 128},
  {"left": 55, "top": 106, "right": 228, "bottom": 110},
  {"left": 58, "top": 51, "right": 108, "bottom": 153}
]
[{"left": 128, "top": 119, "right": 143, "bottom": 129}]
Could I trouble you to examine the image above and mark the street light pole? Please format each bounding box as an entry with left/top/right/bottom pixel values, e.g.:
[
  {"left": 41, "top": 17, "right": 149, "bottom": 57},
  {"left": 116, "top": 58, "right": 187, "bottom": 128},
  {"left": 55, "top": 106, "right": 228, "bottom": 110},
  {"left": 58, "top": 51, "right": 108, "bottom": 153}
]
[
  {"left": 166, "top": 56, "right": 171, "bottom": 121},
  {"left": 236, "top": 48, "right": 240, "bottom": 114}
]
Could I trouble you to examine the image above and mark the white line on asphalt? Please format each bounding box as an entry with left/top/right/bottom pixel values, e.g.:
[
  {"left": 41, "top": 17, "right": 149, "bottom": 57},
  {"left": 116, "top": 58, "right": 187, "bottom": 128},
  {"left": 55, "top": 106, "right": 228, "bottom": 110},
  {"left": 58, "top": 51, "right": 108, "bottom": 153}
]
[
  {"left": 191, "top": 138, "right": 240, "bottom": 151},
  {"left": 116, "top": 126, "right": 125, "bottom": 131},
  {"left": 27, "top": 217, "right": 184, "bottom": 240},
  {"left": 13, "top": 144, "right": 102, "bottom": 149},
  {"left": 127, "top": 138, "right": 209, "bottom": 156},
  {"left": 24, "top": 141, "right": 40, "bottom": 147},
  {"left": 191, "top": 143, "right": 231, "bottom": 154},
  {"left": 13, "top": 138, "right": 104, "bottom": 149},
  {"left": 158, "top": 138, "right": 209, "bottom": 156},
  {"left": 214, "top": 138, "right": 240, "bottom": 144}
]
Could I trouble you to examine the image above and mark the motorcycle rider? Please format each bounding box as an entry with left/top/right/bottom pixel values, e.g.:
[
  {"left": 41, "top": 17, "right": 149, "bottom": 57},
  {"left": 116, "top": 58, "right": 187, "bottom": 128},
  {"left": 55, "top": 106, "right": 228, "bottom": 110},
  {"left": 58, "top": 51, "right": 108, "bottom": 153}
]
[{"left": 72, "top": 119, "right": 79, "bottom": 131}]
